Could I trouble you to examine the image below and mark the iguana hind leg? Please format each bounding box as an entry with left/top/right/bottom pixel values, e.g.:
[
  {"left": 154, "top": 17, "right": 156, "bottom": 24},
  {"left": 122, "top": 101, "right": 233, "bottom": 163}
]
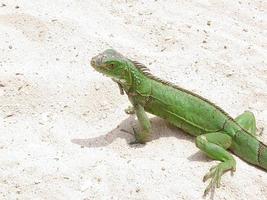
[
  {"left": 195, "top": 132, "right": 236, "bottom": 196},
  {"left": 235, "top": 111, "right": 256, "bottom": 136}
]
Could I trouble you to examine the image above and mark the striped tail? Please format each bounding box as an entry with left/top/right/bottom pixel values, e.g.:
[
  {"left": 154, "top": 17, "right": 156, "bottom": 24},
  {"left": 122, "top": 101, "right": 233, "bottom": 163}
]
[
  {"left": 231, "top": 130, "right": 267, "bottom": 171},
  {"left": 258, "top": 141, "right": 267, "bottom": 170}
]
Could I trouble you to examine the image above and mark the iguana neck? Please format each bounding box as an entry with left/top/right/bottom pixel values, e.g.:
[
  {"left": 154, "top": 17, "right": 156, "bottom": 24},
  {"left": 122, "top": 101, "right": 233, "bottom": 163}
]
[
  {"left": 111, "top": 69, "right": 134, "bottom": 94},
  {"left": 113, "top": 62, "right": 151, "bottom": 95}
]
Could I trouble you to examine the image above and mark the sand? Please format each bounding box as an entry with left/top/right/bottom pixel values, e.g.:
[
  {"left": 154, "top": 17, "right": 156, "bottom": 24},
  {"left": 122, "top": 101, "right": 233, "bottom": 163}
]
[{"left": 0, "top": 0, "right": 266, "bottom": 199}]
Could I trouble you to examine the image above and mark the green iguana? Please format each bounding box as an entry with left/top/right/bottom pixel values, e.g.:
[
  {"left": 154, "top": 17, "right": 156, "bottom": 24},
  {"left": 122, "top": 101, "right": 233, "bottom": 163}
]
[{"left": 90, "top": 49, "right": 267, "bottom": 195}]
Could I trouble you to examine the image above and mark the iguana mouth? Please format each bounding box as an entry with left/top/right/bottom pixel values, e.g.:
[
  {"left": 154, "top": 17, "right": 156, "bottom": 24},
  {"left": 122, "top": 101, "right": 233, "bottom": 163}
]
[
  {"left": 90, "top": 57, "right": 96, "bottom": 67},
  {"left": 90, "top": 53, "right": 110, "bottom": 73},
  {"left": 90, "top": 55, "right": 102, "bottom": 69}
]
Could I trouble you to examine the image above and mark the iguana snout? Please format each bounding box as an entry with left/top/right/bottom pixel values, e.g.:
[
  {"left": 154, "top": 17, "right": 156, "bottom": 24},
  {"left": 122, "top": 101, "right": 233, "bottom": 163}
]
[
  {"left": 90, "top": 49, "right": 130, "bottom": 79},
  {"left": 91, "top": 49, "right": 125, "bottom": 69},
  {"left": 90, "top": 54, "right": 104, "bottom": 69}
]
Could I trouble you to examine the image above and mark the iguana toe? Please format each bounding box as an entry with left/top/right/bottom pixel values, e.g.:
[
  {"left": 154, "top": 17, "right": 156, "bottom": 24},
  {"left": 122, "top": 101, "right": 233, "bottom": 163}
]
[
  {"left": 124, "top": 106, "right": 135, "bottom": 114},
  {"left": 203, "top": 161, "right": 235, "bottom": 196}
]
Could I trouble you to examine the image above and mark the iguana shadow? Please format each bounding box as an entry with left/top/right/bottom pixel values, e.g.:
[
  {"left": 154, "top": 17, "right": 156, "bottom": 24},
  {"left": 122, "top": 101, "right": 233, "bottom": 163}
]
[{"left": 71, "top": 115, "right": 209, "bottom": 163}]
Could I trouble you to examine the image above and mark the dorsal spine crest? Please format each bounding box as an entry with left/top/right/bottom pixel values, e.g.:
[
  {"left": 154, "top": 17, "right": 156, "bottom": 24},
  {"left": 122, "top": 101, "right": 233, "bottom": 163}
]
[{"left": 129, "top": 59, "right": 234, "bottom": 121}]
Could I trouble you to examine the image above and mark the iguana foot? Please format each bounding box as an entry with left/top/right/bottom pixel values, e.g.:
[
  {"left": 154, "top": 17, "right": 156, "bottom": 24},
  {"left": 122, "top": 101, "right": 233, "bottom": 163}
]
[
  {"left": 203, "top": 161, "right": 236, "bottom": 196},
  {"left": 129, "top": 127, "right": 148, "bottom": 144},
  {"left": 124, "top": 106, "right": 135, "bottom": 114},
  {"left": 129, "top": 140, "right": 143, "bottom": 145}
]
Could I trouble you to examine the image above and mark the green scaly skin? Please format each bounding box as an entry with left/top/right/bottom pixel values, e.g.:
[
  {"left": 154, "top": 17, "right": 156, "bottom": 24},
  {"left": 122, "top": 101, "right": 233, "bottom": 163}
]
[{"left": 90, "top": 49, "right": 267, "bottom": 196}]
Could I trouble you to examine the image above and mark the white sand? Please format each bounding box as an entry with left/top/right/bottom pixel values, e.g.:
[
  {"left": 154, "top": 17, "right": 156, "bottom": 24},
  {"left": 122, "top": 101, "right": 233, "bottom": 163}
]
[{"left": 0, "top": 0, "right": 266, "bottom": 199}]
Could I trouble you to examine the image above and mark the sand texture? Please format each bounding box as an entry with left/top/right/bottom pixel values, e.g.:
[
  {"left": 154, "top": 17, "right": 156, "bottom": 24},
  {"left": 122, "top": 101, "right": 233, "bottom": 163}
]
[{"left": 0, "top": 0, "right": 266, "bottom": 199}]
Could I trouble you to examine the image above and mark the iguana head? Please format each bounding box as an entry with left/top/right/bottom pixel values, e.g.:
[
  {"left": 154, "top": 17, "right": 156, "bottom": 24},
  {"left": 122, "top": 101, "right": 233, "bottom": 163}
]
[{"left": 91, "top": 49, "right": 132, "bottom": 84}]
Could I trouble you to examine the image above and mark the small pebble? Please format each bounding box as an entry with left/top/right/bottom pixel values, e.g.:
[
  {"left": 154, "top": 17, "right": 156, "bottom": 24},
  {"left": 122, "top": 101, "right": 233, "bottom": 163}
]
[{"left": 94, "top": 85, "right": 100, "bottom": 91}]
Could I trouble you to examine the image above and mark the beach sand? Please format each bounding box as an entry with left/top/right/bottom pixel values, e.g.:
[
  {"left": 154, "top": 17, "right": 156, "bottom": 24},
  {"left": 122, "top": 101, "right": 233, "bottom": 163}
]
[{"left": 0, "top": 0, "right": 266, "bottom": 199}]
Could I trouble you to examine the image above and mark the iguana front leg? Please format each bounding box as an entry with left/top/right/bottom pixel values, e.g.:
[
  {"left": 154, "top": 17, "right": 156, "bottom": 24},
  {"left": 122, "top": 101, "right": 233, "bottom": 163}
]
[
  {"left": 130, "top": 103, "right": 151, "bottom": 144},
  {"left": 195, "top": 132, "right": 236, "bottom": 196}
]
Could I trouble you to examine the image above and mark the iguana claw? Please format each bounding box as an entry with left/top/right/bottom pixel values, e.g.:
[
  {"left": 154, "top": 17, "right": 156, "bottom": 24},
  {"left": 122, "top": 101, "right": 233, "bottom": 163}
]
[
  {"left": 124, "top": 106, "right": 135, "bottom": 114},
  {"left": 129, "top": 140, "right": 141, "bottom": 145},
  {"left": 129, "top": 128, "right": 140, "bottom": 144},
  {"left": 203, "top": 165, "right": 223, "bottom": 196},
  {"left": 129, "top": 127, "right": 140, "bottom": 145},
  {"left": 129, "top": 127, "right": 147, "bottom": 144},
  {"left": 203, "top": 162, "right": 235, "bottom": 196}
]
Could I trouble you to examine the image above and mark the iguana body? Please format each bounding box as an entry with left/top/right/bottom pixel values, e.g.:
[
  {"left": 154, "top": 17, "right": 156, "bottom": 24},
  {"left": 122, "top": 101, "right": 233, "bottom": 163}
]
[{"left": 91, "top": 49, "right": 267, "bottom": 195}]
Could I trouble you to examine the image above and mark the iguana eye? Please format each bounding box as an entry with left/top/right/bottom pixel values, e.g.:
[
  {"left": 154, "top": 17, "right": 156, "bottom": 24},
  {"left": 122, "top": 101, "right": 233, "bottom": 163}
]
[{"left": 109, "top": 63, "right": 115, "bottom": 68}]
